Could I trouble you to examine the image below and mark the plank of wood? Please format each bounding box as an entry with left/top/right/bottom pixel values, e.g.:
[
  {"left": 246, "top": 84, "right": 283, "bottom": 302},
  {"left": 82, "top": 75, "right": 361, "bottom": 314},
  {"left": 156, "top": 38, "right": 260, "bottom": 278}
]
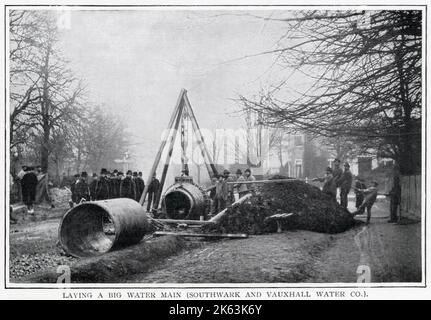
[
  {"left": 265, "top": 213, "right": 294, "bottom": 220},
  {"left": 153, "top": 231, "right": 248, "bottom": 239},
  {"left": 154, "top": 218, "right": 215, "bottom": 225},
  {"left": 209, "top": 193, "right": 252, "bottom": 223},
  {"left": 226, "top": 178, "right": 302, "bottom": 184}
]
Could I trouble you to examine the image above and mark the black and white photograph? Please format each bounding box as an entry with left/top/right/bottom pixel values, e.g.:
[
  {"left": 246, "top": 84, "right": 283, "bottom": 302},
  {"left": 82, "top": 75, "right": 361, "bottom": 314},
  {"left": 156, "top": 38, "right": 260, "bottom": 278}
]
[{"left": 0, "top": 0, "right": 429, "bottom": 300}]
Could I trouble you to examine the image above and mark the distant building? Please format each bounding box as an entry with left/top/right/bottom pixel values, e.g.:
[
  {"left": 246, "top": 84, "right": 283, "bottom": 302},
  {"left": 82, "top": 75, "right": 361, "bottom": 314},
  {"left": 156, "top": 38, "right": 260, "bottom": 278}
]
[{"left": 265, "top": 132, "right": 332, "bottom": 179}]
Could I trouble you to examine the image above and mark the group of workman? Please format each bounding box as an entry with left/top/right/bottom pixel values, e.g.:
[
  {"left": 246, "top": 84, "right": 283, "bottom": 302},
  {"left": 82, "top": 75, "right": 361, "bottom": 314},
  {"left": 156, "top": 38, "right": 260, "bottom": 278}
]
[
  {"left": 208, "top": 168, "right": 256, "bottom": 214},
  {"left": 18, "top": 159, "right": 401, "bottom": 225},
  {"left": 312, "top": 158, "right": 400, "bottom": 224},
  {"left": 71, "top": 166, "right": 257, "bottom": 216},
  {"left": 70, "top": 168, "right": 160, "bottom": 213}
]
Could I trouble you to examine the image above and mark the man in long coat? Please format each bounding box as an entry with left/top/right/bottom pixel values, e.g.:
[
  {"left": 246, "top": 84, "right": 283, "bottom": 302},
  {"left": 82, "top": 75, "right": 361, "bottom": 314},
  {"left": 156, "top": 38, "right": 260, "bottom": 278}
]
[
  {"left": 89, "top": 173, "right": 98, "bottom": 200},
  {"left": 313, "top": 167, "right": 337, "bottom": 201},
  {"left": 74, "top": 172, "right": 90, "bottom": 203},
  {"left": 21, "top": 166, "right": 38, "bottom": 214},
  {"left": 338, "top": 162, "right": 353, "bottom": 209},
  {"left": 133, "top": 171, "right": 145, "bottom": 202},
  {"left": 147, "top": 173, "right": 160, "bottom": 212},
  {"left": 120, "top": 170, "right": 137, "bottom": 200},
  {"left": 95, "top": 168, "right": 110, "bottom": 200}
]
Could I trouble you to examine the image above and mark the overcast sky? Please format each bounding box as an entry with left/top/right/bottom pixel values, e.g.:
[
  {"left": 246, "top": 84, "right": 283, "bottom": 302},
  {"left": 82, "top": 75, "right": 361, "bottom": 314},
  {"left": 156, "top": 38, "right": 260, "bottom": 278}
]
[{"left": 57, "top": 9, "right": 293, "bottom": 174}]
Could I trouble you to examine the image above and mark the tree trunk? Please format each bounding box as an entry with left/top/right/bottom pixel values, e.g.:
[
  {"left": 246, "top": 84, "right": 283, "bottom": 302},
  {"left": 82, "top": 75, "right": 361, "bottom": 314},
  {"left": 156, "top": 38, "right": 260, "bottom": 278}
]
[
  {"left": 40, "top": 119, "right": 50, "bottom": 173},
  {"left": 395, "top": 26, "right": 417, "bottom": 175},
  {"left": 40, "top": 45, "right": 51, "bottom": 173}
]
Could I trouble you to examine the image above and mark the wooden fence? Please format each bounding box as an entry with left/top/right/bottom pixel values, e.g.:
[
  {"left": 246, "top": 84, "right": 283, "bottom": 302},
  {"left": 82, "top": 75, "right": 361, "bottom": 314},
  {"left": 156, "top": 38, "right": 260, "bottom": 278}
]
[{"left": 400, "top": 175, "right": 421, "bottom": 219}]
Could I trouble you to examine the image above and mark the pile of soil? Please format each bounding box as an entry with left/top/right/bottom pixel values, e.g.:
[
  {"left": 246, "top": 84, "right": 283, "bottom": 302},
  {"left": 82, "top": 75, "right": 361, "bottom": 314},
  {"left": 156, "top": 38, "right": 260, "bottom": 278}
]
[{"left": 205, "top": 175, "right": 354, "bottom": 235}]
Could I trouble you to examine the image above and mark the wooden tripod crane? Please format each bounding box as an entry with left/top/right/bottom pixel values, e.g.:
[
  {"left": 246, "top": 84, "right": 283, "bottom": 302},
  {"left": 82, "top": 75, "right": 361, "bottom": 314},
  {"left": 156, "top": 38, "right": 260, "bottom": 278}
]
[{"left": 139, "top": 89, "right": 219, "bottom": 209}]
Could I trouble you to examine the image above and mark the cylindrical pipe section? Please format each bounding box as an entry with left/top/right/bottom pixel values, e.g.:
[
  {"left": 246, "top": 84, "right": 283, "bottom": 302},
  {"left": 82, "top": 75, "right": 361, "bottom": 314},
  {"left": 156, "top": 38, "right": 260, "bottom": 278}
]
[
  {"left": 59, "top": 198, "right": 150, "bottom": 258},
  {"left": 162, "top": 182, "right": 209, "bottom": 220}
]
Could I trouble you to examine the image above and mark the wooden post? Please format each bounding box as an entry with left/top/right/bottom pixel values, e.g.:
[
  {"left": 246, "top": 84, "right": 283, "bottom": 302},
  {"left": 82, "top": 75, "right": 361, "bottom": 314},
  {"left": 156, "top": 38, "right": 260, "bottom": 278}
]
[
  {"left": 183, "top": 92, "right": 218, "bottom": 178},
  {"left": 139, "top": 89, "right": 186, "bottom": 206},
  {"left": 153, "top": 100, "right": 184, "bottom": 209}
]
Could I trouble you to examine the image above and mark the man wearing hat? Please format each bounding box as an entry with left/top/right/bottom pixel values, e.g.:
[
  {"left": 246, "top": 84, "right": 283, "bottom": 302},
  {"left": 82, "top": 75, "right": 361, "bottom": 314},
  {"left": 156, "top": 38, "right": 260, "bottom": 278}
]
[
  {"left": 244, "top": 168, "right": 256, "bottom": 194},
  {"left": 16, "top": 165, "right": 28, "bottom": 202},
  {"left": 17, "top": 165, "right": 27, "bottom": 180},
  {"left": 215, "top": 174, "right": 229, "bottom": 212},
  {"left": 337, "top": 162, "right": 353, "bottom": 209},
  {"left": 133, "top": 171, "right": 145, "bottom": 202},
  {"left": 70, "top": 173, "right": 80, "bottom": 203},
  {"left": 21, "top": 166, "right": 38, "bottom": 214},
  {"left": 95, "top": 168, "right": 110, "bottom": 200},
  {"left": 120, "top": 170, "right": 137, "bottom": 200},
  {"left": 147, "top": 173, "right": 160, "bottom": 212},
  {"left": 138, "top": 172, "right": 145, "bottom": 200},
  {"left": 234, "top": 169, "right": 248, "bottom": 198},
  {"left": 388, "top": 176, "right": 401, "bottom": 223},
  {"left": 89, "top": 173, "right": 98, "bottom": 200},
  {"left": 332, "top": 158, "right": 343, "bottom": 183},
  {"left": 223, "top": 169, "right": 235, "bottom": 204},
  {"left": 353, "top": 181, "right": 379, "bottom": 225},
  {"left": 313, "top": 167, "right": 337, "bottom": 201},
  {"left": 109, "top": 169, "right": 120, "bottom": 199},
  {"left": 74, "top": 172, "right": 90, "bottom": 203}
]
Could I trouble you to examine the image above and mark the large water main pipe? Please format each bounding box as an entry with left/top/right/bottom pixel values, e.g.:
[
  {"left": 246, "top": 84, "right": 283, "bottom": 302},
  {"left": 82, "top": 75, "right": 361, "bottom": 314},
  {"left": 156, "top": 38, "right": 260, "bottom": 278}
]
[
  {"left": 59, "top": 198, "right": 150, "bottom": 258},
  {"left": 162, "top": 180, "right": 210, "bottom": 220}
]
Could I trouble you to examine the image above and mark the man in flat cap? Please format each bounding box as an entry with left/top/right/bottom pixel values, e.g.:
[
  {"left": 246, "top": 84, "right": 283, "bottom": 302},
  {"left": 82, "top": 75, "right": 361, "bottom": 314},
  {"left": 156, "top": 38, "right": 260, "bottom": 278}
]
[
  {"left": 223, "top": 169, "right": 235, "bottom": 204},
  {"left": 338, "top": 162, "right": 353, "bottom": 209},
  {"left": 234, "top": 169, "right": 248, "bottom": 199},
  {"left": 313, "top": 167, "right": 337, "bottom": 201}
]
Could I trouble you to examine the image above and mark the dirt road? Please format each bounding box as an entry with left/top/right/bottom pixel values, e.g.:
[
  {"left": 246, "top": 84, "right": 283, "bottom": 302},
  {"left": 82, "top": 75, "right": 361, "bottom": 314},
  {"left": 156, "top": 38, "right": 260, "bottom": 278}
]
[
  {"left": 128, "top": 231, "right": 332, "bottom": 283},
  {"left": 130, "top": 201, "right": 421, "bottom": 283},
  {"left": 306, "top": 217, "right": 421, "bottom": 283}
]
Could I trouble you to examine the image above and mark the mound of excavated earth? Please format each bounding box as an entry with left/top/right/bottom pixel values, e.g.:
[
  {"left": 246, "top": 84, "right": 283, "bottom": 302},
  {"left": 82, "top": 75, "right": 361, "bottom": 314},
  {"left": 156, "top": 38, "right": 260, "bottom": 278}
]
[{"left": 205, "top": 175, "right": 355, "bottom": 235}]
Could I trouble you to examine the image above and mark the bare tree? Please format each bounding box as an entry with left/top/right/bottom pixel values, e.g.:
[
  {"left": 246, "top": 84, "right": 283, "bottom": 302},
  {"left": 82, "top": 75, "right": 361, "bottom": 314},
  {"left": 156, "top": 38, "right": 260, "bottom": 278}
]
[
  {"left": 9, "top": 10, "right": 85, "bottom": 173},
  {"left": 238, "top": 10, "right": 421, "bottom": 175},
  {"left": 81, "top": 106, "right": 130, "bottom": 173},
  {"left": 9, "top": 11, "right": 43, "bottom": 150}
]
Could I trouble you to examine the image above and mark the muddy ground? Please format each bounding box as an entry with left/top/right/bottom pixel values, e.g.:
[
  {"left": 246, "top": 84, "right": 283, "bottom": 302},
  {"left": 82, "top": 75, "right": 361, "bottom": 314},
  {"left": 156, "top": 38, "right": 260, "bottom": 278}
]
[
  {"left": 129, "top": 202, "right": 421, "bottom": 283},
  {"left": 9, "top": 199, "right": 421, "bottom": 283},
  {"left": 9, "top": 206, "right": 77, "bottom": 280}
]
